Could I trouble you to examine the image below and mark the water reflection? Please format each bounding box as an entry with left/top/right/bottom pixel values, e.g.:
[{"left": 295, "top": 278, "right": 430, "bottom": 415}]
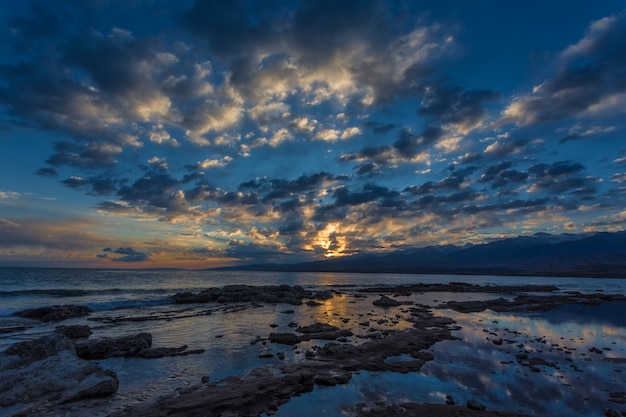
[{"left": 424, "top": 305, "right": 626, "bottom": 416}]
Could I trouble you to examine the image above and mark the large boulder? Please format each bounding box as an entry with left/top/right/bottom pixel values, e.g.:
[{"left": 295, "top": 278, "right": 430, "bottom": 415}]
[{"left": 0, "top": 333, "right": 118, "bottom": 407}]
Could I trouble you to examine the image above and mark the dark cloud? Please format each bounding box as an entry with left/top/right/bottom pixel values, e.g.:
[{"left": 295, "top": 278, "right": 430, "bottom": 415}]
[
  {"left": 61, "top": 175, "right": 120, "bottom": 195},
  {"left": 462, "top": 198, "right": 550, "bottom": 215},
  {"left": 483, "top": 138, "right": 531, "bottom": 158},
  {"left": 528, "top": 160, "right": 585, "bottom": 178},
  {"left": 110, "top": 247, "right": 149, "bottom": 262},
  {"left": 239, "top": 172, "right": 344, "bottom": 202},
  {"left": 117, "top": 172, "right": 179, "bottom": 205},
  {"left": 35, "top": 167, "right": 59, "bottom": 177},
  {"left": 480, "top": 162, "right": 513, "bottom": 182},
  {"left": 183, "top": 0, "right": 288, "bottom": 58},
  {"left": 405, "top": 169, "right": 473, "bottom": 195},
  {"left": 419, "top": 83, "right": 500, "bottom": 132},
  {"left": 355, "top": 162, "right": 381, "bottom": 176},
  {"left": 333, "top": 183, "right": 400, "bottom": 207},
  {"left": 393, "top": 125, "right": 442, "bottom": 159},
  {"left": 46, "top": 141, "right": 121, "bottom": 168},
  {"left": 341, "top": 125, "right": 443, "bottom": 165},
  {"left": 501, "top": 13, "right": 626, "bottom": 126},
  {"left": 490, "top": 169, "right": 529, "bottom": 189},
  {"left": 363, "top": 122, "right": 396, "bottom": 134}
]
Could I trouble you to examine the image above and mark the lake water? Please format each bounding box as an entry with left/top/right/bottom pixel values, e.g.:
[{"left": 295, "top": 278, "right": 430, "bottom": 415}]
[{"left": 1, "top": 268, "right": 625, "bottom": 416}]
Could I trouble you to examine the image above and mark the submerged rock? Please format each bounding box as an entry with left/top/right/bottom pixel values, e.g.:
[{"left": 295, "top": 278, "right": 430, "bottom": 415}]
[
  {"left": 0, "top": 333, "right": 118, "bottom": 407},
  {"left": 13, "top": 305, "right": 94, "bottom": 322}
]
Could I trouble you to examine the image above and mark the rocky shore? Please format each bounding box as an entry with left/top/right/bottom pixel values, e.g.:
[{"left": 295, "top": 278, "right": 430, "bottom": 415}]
[{"left": 2, "top": 282, "right": 625, "bottom": 417}]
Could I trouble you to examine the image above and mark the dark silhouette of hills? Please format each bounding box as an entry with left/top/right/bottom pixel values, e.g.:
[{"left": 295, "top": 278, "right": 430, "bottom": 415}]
[{"left": 215, "top": 231, "right": 626, "bottom": 277}]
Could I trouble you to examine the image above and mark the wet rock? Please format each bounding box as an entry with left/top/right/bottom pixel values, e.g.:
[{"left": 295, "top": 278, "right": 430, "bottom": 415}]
[
  {"left": 75, "top": 332, "right": 153, "bottom": 359},
  {"left": 306, "top": 300, "right": 323, "bottom": 306},
  {"left": 315, "top": 290, "right": 334, "bottom": 300},
  {"left": 373, "top": 296, "right": 402, "bottom": 307},
  {"left": 137, "top": 346, "right": 205, "bottom": 359},
  {"left": 297, "top": 323, "right": 340, "bottom": 334},
  {"left": 441, "top": 292, "right": 626, "bottom": 313},
  {"left": 296, "top": 322, "right": 353, "bottom": 341},
  {"left": 13, "top": 305, "right": 94, "bottom": 322},
  {"left": 173, "top": 285, "right": 313, "bottom": 305},
  {"left": 269, "top": 332, "right": 301, "bottom": 345},
  {"left": 0, "top": 333, "right": 118, "bottom": 407},
  {"left": 589, "top": 347, "right": 603, "bottom": 354},
  {"left": 4, "top": 333, "right": 76, "bottom": 367},
  {"left": 55, "top": 325, "right": 92, "bottom": 340}
]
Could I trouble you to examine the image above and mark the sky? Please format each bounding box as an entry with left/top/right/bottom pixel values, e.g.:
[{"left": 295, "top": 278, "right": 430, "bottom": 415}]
[{"left": 1, "top": 0, "right": 626, "bottom": 269}]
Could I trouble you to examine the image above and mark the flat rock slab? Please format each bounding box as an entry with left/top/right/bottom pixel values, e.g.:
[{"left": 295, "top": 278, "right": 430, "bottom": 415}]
[{"left": 0, "top": 334, "right": 118, "bottom": 408}]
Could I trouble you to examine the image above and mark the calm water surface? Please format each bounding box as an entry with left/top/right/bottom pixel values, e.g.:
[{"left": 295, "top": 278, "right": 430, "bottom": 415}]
[{"left": 0, "top": 268, "right": 625, "bottom": 416}]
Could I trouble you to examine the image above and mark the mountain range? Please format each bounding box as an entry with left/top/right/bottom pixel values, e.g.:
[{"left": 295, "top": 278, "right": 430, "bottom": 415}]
[{"left": 215, "top": 231, "right": 626, "bottom": 277}]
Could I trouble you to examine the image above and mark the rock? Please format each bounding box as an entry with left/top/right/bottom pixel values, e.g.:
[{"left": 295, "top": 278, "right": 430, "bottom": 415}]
[
  {"left": 55, "top": 325, "right": 92, "bottom": 340},
  {"left": 315, "top": 290, "right": 334, "bottom": 300},
  {"left": 297, "top": 323, "right": 340, "bottom": 334},
  {"left": 466, "top": 399, "right": 487, "bottom": 411},
  {"left": 75, "top": 332, "right": 152, "bottom": 360},
  {"left": 306, "top": 300, "right": 322, "bottom": 306},
  {"left": 13, "top": 305, "right": 94, "bottom": 322},
  {"left": 201, "top": 375, "right": 210, "bottom": 383},
  {"left": 269, "top": 333, "right": 301, "bottom": 345},
  {"left": 137, "top": 346, "right": 205, "bottom": 359},
  {"left": 173, "top": 285, "right": 313, "bottom": 305},
  {"left": 259, "top": 353, "right": 274, "bottom": 358},
  {"left": 0, "top": 334, "right": 118, "bottom": 407},
  {"left": 3, "top": 333, "right": 76, "bottom": 367},
  {"left": 373, "top": 296, "right": 402, "bottom": 307}
]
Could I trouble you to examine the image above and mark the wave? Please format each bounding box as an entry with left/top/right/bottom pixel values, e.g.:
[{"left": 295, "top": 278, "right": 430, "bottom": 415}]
[
  {"left": 85, "top": 296, "right": 173, "bottom": 312},
  {"left": 0, "top": 287, "right": 172, "bottom": 298}
]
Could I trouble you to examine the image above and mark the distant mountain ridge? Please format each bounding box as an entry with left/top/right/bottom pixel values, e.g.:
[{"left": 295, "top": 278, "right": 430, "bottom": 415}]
[{"left": 215, "top": 231, "right": 626, "bottom": 277}]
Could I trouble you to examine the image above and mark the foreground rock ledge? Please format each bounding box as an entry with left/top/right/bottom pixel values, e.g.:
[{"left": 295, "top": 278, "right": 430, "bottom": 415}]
[{"left": 0, "top": 334, "right": 118, "bottom": 408}]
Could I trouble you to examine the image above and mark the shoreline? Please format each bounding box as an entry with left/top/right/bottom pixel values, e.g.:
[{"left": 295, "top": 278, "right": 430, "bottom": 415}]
[{"left": 2, "top": 283, "right": 625, "bottom": 416}]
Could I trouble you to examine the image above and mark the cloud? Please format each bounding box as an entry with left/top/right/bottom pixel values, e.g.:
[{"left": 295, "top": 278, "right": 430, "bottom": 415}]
[
  {"left": 483, "top": 138, "right": 530, "bottom": 158},
  {"left": 499, "top": 13, "right": 626, "bottom": 126},
  {"left": 35, "top": 167, "right": 59, "bottom": 177},
  {"left": 61, "top": 175, "right": 122, "bottom": 196},
  {"left": 341, "top": 125, "right": 442, "bottom": 165},
  {"left": 109, "top": 247, "right": 150, "bottom": 262},
  {"left": 419, "top": 84, "right": 500, "bottom": 133}
]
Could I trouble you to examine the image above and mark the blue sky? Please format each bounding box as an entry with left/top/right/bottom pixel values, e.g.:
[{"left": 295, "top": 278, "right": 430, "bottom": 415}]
[{"left": 1, "top": 0, "right": 625, "bottom": 268}]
